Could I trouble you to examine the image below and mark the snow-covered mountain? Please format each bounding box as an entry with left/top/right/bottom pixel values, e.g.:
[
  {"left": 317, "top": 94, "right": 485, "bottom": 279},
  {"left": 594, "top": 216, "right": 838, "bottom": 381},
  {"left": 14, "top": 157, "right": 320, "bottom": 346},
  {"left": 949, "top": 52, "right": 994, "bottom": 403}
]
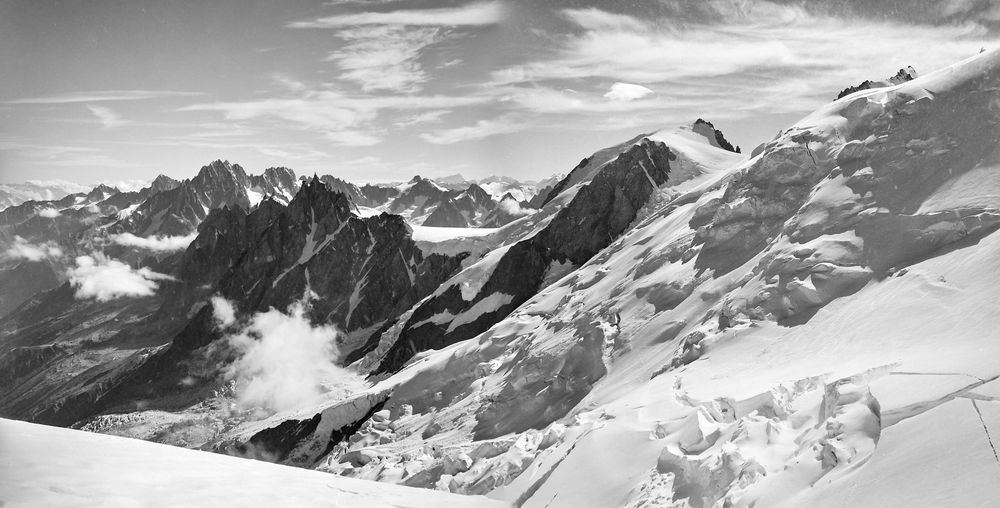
[
  {"left": 3, "top": 49, "right": 1000, "bottom": 508},
  {"left": 0, "top": 180, "right": 93, "bottom": 210},
  {"left": 112, "top": 160, "right": 298, "bottom": 237},
  {"left": 358, "top": 176, "right": 537, "bottom": 228}
]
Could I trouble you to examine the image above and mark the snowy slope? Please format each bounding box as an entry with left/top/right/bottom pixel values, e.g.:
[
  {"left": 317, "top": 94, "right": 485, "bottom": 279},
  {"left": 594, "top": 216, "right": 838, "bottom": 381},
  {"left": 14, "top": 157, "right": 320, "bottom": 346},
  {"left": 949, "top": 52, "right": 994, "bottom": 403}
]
[
  {"left": 411, "top": 225, "right": 500, "bottom": 242},
  {"left": 243, "top": 48, "right": 1000, "bottom": 507},
  {"left": 0, "top": 418, "right": 505, "bottom": 508}
]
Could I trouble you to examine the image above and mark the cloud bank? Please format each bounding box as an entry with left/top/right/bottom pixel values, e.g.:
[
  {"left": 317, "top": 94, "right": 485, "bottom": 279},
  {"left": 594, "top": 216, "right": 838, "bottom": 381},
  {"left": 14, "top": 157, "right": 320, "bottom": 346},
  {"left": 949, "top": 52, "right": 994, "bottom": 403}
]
[
  {"left": 67, "top": 254, "right": 174, "bottom": 301},
  {"left": 220, "top": 299, "right": 363, "bottom": 414},
  {"left": 4, "top": 236, "right": 64, "bottom": 262},
  {"left": 110, "top": 232, "right": 197, "bottom": 252}
]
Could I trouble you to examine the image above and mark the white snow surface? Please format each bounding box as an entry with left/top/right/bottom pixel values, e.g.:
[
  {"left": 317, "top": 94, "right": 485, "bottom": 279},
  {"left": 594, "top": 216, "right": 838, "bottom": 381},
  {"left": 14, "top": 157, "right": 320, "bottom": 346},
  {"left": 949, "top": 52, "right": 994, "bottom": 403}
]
[
  {"left": 410, "top": 225, "right": 499, "bottom": 242},
  {"left": 25, "top": 50, "right": 1000, "bottom": 508},
  {"left": 0, "top": 418, "right": 505, "bottom": 508},
  {"left": 309, "top": 49, "right": 1000, "bottom": 507}
]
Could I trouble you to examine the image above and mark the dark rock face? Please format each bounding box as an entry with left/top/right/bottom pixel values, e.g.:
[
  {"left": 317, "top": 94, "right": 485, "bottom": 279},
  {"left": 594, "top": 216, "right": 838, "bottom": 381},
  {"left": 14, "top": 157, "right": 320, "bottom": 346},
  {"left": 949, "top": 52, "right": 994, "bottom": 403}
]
[
  {"left": 374, "top": 138, "right": 675, "bottom": 374},
  {"left": 422, "top": 184, "right": 501, "bottom": 227},
  {"left": 113, "top": 160, "right": 296, "bottom": 237},
  {"left": 147, "top": 175, "right": 182, "bottom": 196},
  {"left": 27, "top": 179, "right": 466, "bottom": 425},
  {"left": 527, "top": 183, "right": 555, "bottom": 208},
  {"left": 836, "top": 66, "right": 917, "bottom": 100},
  {"left": 257, "top": 167, "right": 298, "bottom": 197},
  {"left": 375, "top": 239, "right": 552, "bottom": 373},
  {"left": 537, "top": 140, "right": 675, "bottom": 264},
  {"left": 230, "top": 396, "right": 388, "bottom": 465},
  {"left": 540, "top": 133, "right": 650, "bottom": 207},
  {"left": 693, "top": 119, "right": 740, "bottom": 153},
  {"left": 235, "top": 413, "right": 324, "bottom": 462},
  {"left": 319, "top": 174, "right": 369, "bottom": 207},
  {"left": 358, "top": 184, "right": 400, "bottom": 207},
  {"left": 422, "top": 198, "right": 470, "bottom": 227},
  {"left": 387, "top": 177, "right": 451, "bottom": 217}
]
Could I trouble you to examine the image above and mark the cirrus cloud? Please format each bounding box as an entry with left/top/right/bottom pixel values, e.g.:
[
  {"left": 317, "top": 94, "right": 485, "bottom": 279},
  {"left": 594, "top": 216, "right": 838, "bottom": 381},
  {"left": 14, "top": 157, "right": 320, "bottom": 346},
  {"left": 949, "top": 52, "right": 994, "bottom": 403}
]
[{"left": 287, "top": 1, "right": 504, "bottom": 28}]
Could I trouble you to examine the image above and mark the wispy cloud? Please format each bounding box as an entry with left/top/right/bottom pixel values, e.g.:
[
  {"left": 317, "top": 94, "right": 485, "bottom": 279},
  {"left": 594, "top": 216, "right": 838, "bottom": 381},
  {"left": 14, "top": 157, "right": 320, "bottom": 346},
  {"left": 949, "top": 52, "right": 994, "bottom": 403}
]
[
  {"left": 110, "top": 232, "right": 197, "bottom": 252},
  {"left": 0, "top": 140, "right": 136, "bottom": 169},
  {"left": 420, "top": 114, "right": 520, "bottom": 144},
  {"left": 2, "top": 90, "right": 203, "bottom": 105},
  {"left": 179, "top": 92, "right": 489, "bottom": 145},
  {"left": 287, "top": 1, "right": 503, "bottom": 28},
  {"left": 477, "top": 2, "right": 995, "bottom": 133},
  {"left": 180, "top": 97, "right": 369, "bottom": 144},
  {"left": 289, "top": 2, "right": 504, "bottom": 93},
  {"left": 270, "top": 74, "right": 308, "bottom": 93},
  {"left": 3, "top": 236, "right": 63, "bottom": 262},
  {"left": 0, "top": 141, "right": 98, "bottom": 157},
  {"left": 325, "top": 25, "right": 441, "bottom": 92},
  {"left": 394, "top": 110, "right": 448, "bottom": 127},
  {"left": 86, "top": 105, "right": 128, "bottom": 128},
  {"left": 67, "top": 254, "right": 174, "bottom": 301}
]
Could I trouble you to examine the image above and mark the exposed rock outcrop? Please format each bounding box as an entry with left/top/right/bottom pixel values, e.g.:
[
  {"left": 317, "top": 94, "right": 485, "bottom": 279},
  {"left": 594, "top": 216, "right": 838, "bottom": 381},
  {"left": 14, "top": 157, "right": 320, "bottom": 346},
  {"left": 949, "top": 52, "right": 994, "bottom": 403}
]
[
  {"left": 372, "top": 138, "right": 675, "bottom": 374},
  {"left": 836, "top": 66, "right": 918, "bottom": 100}
]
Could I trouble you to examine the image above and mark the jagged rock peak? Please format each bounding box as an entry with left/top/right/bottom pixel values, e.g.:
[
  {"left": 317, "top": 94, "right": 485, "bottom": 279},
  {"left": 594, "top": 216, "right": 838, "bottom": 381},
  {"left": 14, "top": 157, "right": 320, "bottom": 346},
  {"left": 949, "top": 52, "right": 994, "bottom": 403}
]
[
  {"left": 87, "top": 183, "right": 119, "bottom": 199},
  {"left": 836, "top": 66, "right": 918, "bottom": 99},
  {"left": 290, "top": 174, "right": 353, "bottom": 221},
  {"left": 693, "top": 118, "right": 740, "bottom": 153},
  {"left": 194, "top": 159, "right": 250, "bottom": 186},
  {"left": 149, "top": 174, "right": 181, "bottom": 192},
  {"left": 260, "top": 167, "right": 297, "bottom": 186},
  {"left": 462, "top": 183, "right": 492, "bottom": 203},
  {"left": 889, "top": 65, "right": 918, "bottom": 84}
]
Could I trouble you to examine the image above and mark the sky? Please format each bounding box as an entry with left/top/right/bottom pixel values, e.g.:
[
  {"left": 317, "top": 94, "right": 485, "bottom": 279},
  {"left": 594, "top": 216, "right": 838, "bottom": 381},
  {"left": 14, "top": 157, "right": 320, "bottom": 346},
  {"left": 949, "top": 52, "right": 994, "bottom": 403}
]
[{"left": 1, "top": 0, "right": 999, "bottom": 185}]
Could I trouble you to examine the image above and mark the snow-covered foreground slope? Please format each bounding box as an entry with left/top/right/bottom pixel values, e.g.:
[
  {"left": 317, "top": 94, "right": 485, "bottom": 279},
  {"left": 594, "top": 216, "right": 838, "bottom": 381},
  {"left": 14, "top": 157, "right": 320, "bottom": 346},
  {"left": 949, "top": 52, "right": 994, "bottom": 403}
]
[
  {"left": 0, "top": 418, "right": 505, "bottom": 508},
  {"left": 216, "top": 49, "right": 1000, "bottom": 507}
]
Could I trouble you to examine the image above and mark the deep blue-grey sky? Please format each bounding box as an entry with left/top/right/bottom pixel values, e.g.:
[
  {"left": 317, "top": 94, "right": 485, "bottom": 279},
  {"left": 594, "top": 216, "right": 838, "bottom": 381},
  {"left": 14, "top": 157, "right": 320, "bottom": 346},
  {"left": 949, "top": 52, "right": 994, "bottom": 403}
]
[{"left": 1, "top": 0, "right": 997, "bottom": 184}]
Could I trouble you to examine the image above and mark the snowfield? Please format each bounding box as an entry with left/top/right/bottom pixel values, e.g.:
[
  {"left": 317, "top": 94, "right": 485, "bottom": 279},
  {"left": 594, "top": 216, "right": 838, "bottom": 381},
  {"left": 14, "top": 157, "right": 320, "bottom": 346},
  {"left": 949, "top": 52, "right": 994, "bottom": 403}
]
[
  {"left": 410, "top": 225, "right": 500, "bottom": 242},
  {"left": 0, "top": 418, "right": 505, "bottom": 508},
  {"left": 6, "top": 48, "right": 1000, "bottom": 508},
  {"left": 296, "top": 49, "right": 1000, "bottom": 507}
]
